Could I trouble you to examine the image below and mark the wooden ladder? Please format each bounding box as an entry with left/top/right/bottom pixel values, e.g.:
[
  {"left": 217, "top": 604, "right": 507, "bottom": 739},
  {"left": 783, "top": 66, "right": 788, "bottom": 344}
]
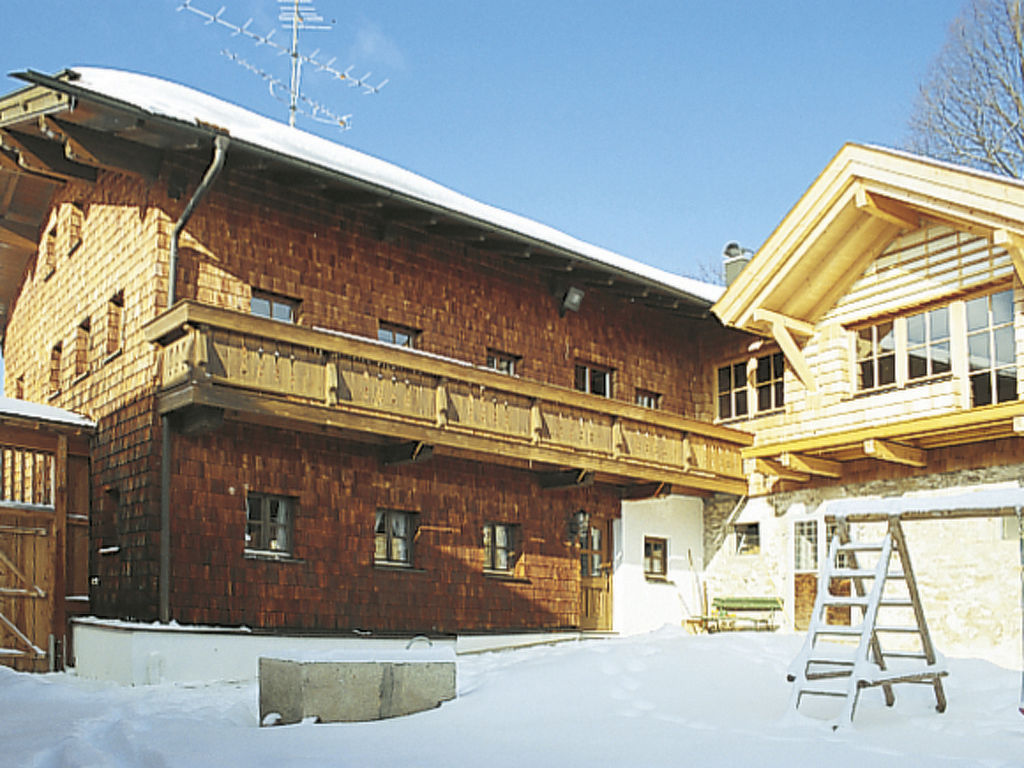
[{"left": 786, "top": 515, "right": 948, "bottom": 728}]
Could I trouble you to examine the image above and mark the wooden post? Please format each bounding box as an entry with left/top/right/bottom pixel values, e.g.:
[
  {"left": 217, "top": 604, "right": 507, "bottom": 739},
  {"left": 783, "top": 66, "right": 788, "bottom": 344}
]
[{"left": 53, "top": 434, "right": 67, "bottom": 671}]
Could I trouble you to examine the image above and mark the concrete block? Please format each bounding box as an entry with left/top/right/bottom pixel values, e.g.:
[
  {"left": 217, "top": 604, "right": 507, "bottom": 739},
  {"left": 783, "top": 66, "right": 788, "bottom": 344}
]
[{"left": 259, "top": 657, "right": 456, "bottom": 724}]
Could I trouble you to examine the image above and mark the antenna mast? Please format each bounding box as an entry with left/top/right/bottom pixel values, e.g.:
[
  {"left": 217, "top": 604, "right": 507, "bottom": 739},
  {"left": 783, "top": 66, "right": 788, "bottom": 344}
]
[{"left": 177, "top": 0, "right": 388, "bottom": 129}]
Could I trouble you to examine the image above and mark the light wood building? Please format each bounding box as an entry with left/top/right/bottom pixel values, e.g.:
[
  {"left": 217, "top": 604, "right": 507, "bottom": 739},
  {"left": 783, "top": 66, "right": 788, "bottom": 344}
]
[{"left": 707, "top": 144, "right": 1024, "bottom": 661}]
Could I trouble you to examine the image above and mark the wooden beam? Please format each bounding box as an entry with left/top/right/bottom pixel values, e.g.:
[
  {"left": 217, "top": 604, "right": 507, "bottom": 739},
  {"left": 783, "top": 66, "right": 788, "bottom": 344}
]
[
  {"left": 855, "top": 187, "right": 920, "bottom": 230},
  {"left": 43, "top": 117, "right": 163, "bottom": 180},
  {"left": 751, "top": 308, "right": 815, "bottom": 338},
  {"left": 779, "top": 452, "right": 842, "bottom": 478},
  {"left": 0, "top": 217, "right": 38, "bottom": 250},
  {"left": 992, "top": 229, "right": 1024, "bottom": 285},
  {"left": 380, "top": 441, "right": 434, "bottom": 467},
  {"left": 621, "top": 482, "right": 671, "bottom": 500},
  {"left": 0, "top": 130, "right": 97, "bottom": 182},
  {"left": 538, "top": 469, "right": 594, "bottom": 491},
  {"left": 863, "top": 438, "right": 926, "bottom": 467},
  {"left": 766, "top": 317, "right": 816, "bottom": 393},
  {"left": 744, "top": 457, "right": 809, "bottom": 483}
]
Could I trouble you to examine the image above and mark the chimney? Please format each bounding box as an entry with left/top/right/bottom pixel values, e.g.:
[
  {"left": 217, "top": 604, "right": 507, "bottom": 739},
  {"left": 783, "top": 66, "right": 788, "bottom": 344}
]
[{"left": 722, "top": 241, "right": 752, "bottom": 286}]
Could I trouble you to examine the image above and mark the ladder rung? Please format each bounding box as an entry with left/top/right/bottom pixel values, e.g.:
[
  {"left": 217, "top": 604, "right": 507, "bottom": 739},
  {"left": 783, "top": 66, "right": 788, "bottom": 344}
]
[
  {"left": 821, "top": 595, "right": 868, "bottom": 607},
  {"left": 807, "top": 656, "right": 855, "bottom": 666},
  {"left": 837, "top": 542, "right": 884, "bottom": 552},
  {"left": 813, "top": 625, "right": 862, "bottom": 637},
  {"left": 881, "top": 651, "right": 929, "bottom": 660},
  {"left": 879, "top": 599, "right": 914, "bottom": 608},
  {"left": 798, "top": 688, "right": 848, "bottom": 698},
  {"left": 875, "top": 625, "right": 923, "bottom": 634},
  {"left": 830, "top": 568, "right": 905, "bottom": 579}
]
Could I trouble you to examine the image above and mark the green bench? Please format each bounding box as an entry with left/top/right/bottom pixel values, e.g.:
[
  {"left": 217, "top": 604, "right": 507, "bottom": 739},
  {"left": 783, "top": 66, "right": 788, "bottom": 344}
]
[{"left": 705, "top": 596, "right": 783, "bottom": 632}]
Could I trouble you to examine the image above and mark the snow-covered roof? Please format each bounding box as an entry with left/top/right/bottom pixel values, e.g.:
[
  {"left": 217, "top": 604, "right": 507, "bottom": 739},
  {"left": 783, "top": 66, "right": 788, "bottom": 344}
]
[
  {"left": 64, "top": 67, "right": 722, "bottom": 305},
  {"left": 0, "top": 397, "right": 95, "bottom": 430}
]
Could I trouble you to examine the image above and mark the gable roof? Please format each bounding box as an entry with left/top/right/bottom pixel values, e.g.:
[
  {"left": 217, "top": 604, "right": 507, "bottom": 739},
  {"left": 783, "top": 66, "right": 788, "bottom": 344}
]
[
  {"left": 712, "top": 143, "right": 1024, "bottom": 336},
  {"left": 0, "top": 67, "right": 721, "bottom": 338}
]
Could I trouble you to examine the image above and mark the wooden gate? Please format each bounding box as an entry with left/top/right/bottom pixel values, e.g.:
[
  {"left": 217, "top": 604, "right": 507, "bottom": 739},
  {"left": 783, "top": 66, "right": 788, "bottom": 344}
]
[{"left": 0, "top": 413, "right": 92, "bottom": 672}]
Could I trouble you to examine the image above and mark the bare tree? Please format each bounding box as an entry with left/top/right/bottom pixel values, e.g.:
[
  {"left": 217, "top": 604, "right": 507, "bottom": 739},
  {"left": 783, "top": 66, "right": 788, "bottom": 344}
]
[{"left": 908, "top": 0, "right": 1024, "bottom": 177}]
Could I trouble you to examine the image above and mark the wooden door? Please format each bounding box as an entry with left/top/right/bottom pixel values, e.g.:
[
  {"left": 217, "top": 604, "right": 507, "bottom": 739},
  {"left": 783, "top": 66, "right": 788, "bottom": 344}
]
[
  {"left": 0, "top": 507, "right": 54, "bottom": 672},
  {"left": 578, "top": 515, "right": 612, "bottom": 631}
]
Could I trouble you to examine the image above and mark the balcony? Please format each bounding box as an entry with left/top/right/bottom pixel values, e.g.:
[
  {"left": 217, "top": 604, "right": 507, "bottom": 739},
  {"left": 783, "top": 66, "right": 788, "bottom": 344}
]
[{"left": 145, "top": 302, "right": 750, "bottom": 495}]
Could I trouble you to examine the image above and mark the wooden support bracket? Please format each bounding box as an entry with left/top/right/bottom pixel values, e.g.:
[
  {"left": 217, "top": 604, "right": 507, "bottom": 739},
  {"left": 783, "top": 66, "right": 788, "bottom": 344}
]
[
  {"left": 993, "top": 229, "right": 1024, "bottom": 285},
  {"left": 863, "top": 438, "right": 926, "bottom": 467},
  {"left": 744, "top": 457, "right": 809, "bottom": 483},
  {"left": 854, "top": 187, "right": 920, "bottom": 230},
  {"left": 779, "top": 452, "right": 842, "bottom": 478},
  {"left": 538, "top": 468, "right": 594, "bottom": 491},
  {"left": 381, "top": 441, "right": 434, "bottom": 467},
  {"left": 752, "top": 309, "right": 816, "bottom": 393}
]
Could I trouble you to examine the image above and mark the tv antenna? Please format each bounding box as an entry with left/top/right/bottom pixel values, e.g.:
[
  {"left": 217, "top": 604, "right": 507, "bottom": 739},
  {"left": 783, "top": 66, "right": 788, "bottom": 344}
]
[{"left": 177, "top": 0, "right": 388, "bottom": 129}]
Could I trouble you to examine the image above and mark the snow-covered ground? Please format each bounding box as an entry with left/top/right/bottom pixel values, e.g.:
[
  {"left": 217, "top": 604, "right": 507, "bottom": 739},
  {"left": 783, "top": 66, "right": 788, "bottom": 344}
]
[{"left": 3, "top": 629, "right": 1022, "bottom": 767}]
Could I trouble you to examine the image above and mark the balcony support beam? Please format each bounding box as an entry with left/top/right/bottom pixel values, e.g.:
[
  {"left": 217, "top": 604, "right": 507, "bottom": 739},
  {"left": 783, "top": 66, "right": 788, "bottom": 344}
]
[
  {"left": 538, "top": 469, "right": 594, "bottom": 491},
  {"left": 381, "top": 441, "right": 434, "bottom": 468}
]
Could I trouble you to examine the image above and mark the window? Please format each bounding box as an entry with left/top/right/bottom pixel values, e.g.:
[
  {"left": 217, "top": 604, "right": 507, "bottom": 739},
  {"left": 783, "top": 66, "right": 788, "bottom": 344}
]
[
  {"left": 375, "top": 509, "right": 416, "bottom": 566},
  {"left": 735, "top": 523, "right": 760, "bottom": 555},
  {"left": 66, "top": 203, "right": 83, "bottom": 257},
  {"left": 717, "top": 351, "right": 784, "bottom": 420},
  {"left": 967, "top": 289, "right": 1017, "bottom": 406},
  {"left": 14, "top": 376, "right": 24, "bottom": 399},
  {"left": 574, "top": 363, "right": 611, "bottom": 397},
  {"left": 825, "top": 521, "right": 850, "bottom": 568},
  {"left": 106, "top": 291, "right": 124, "bottom": 357},
  {"left": 251, "top": 290, "right": 298, "bottom": 323},
  {"left": 755, "top": 352, "right": 785, "bottom": 412},
  {"left": 643, "top": 536, "right": 667, "bottom": 578},
  {"left": 486, "top": 349, "right": 520, "bottom": 376},
  {"left": 717, "top": 361, "right": 748, "bottom": 419},
  {"left": 483, "top": 522, "right": 519, "bottom": 572},
  {"left": 794, "top": 520, "right": 817, "bottom": 571},
  {"left": 49, "top": 343, "right": 62, "bottom": 397},
  {"left": 856, "top": 321, "right": 896, "bottom": 391},
  {"left": 907, "top": 306, "right": 951, "bottom": 381},
  {"left": 378, "top": 321, "right": 419, "bottom": 348},
  {"left": 635, "top": 389, "right": 661, "bottom": 409},
  {"left": 74, "top": 318, "right": 90, "bottom": 378},
  {"left": 245, "top": 493, "right": 294, "bottom": 555},
  {"left": 42, "top": 222, "right": 57, "bottom": 278}
]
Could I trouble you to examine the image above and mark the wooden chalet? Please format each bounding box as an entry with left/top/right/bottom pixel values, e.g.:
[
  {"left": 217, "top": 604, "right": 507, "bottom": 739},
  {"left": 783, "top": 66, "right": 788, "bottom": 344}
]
[
  {"left": 707, "top": 144, "right": 1024, "bottom": 655},
  {"left": 0, "top": 68, "right": 749, "bottom": 640}
]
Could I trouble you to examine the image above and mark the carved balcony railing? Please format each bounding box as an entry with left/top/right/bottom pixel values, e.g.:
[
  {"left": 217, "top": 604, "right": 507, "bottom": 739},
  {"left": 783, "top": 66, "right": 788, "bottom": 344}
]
[{"left": 145, "top": 302, "right": 751, "bottom": 495}]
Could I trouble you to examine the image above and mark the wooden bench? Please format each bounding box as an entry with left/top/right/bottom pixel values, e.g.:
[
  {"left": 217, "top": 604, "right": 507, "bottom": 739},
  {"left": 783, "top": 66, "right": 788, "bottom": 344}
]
[{"left": 687, "top": 597, "right": 783, "bottom": 633}]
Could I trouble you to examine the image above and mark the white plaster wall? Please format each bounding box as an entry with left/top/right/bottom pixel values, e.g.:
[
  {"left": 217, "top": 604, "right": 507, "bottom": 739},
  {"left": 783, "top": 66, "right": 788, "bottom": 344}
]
[
  {"left": 704, "top": 496, "right": 793, "bottom": 626},
  {"left": 613, "top": 495, "right": 704, "bottom": 635},
  {"left": 705, "top": 488, "right": 1024, "bottom": 667}
]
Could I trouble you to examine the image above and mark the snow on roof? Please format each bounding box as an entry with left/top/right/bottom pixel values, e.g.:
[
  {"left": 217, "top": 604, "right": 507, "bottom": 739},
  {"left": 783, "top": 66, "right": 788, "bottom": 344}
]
[
  {"left": 67, "top": 67, "right": 723, "bottom": 305},
  {"left": 0, "top": 397, "right": 95, "bottom": 429}
]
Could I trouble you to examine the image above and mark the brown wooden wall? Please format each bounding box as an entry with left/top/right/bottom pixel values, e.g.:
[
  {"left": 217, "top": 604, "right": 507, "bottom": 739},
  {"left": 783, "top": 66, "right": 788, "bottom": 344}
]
[
  {"left": 2, "top": 158, "right": 724, "bottom": 630},
  {"left": 161, "top": 421, "right": 617, "bottom": 632}
]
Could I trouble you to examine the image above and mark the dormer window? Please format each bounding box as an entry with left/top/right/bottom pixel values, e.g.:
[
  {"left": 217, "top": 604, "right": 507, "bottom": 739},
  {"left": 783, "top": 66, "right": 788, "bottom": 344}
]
[{"left": 251, "top": 290, "right": 298, "bottom": 323}]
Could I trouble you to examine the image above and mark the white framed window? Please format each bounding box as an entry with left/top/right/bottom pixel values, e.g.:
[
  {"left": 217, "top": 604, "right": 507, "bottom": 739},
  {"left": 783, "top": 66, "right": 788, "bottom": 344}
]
[
  {"left": 486, "top": 349, "right": 520, "bottom": 376},
  {"left": 574, "top": 363, "right": 612, "bottom": 397},
  {"left": 245, "top": 493, "right": 294, "bottom": 555},
  {"left": 251, "top": 290, "right": 299, "bottom": 323},
  {"left": 717, "top": 361, "right": 748, "bottom": 419},
  {"left": 375, "top": 509, "right": 416, "bottom": 566},
  {"left": 907, "top": 305, "right": 951, "bottom": 381},
  {"left": 483, "top": 522, "right": 519, "bottom": 572},
  {"left": 967, "top": 289, "right": 1017, "bottom": 406},
  {"left": 754, "top": 352, "right": 785, "bottom": 412},
  {"left": 856, "top": 321, "right": 896, "bottom": 391},
  {"left": 378, "top": 321, "right": 419, "bottom": 349},
  {"left": 635, "top": 389, "right": 661, "bottom": 409},
  {"left": 793, "top": 519, "right": 818, "bottom": 572},
  {"left": 717, "top": 351, "right": 784, "bottom": 420}
]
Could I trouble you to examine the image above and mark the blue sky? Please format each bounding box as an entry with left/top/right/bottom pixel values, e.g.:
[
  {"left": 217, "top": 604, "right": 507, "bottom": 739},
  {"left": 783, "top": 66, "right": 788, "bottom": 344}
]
[{"left": 1, "top": 0, "right": 968, "bottom": 387}]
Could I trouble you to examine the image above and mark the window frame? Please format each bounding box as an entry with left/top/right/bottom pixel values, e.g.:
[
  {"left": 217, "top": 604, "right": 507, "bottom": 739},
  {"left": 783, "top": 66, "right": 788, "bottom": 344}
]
[
  {"left": 486, "top": 349, "right": 521, "bottom": 376},
  {"left": 574, "top": 362, "right": 612, "bottom": 398},
  {"left": 643, "top": 536, "right": 668, "bottom": 579},
  {"left": 377, "top": 321, "right": 420, "bottom": 349},
  {"left": 734, "top": 522, "right": 760, "bottom": 555},
  {"left": 374, "top": 508, "right": 417, "bottom": 567},
  {"left": 855, "top": 320, "right": 896, "bottom": 392},
  {"left": 251, "top": 290, "right": 299, "bottom": 324},
  {"left": 245, "top": 492, "right": 296, "bottom": 557},
  {"left": 483, "top": 521, "right": 520, "bottom": 573},
  {"left": 906, "top": 305, "right": 951, "bottom": 382},
  {"left": 634, "top": 389, "right": 661, "bottom": 409},
  {"left": 966, "top": 288, "right": 1017, "bottom": 407},
  {"left": 716, "top": 350, "right": 785, "bottom": 421}
]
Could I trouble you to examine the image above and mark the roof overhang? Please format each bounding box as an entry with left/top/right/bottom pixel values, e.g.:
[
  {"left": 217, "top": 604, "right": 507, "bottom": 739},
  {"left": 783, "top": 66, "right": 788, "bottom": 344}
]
[
  {"left": 0, "top": 67, "right": 722, "bottom": 341},
  {"left": 712, "top": 143, "right": 1024, "bottom": 336}
]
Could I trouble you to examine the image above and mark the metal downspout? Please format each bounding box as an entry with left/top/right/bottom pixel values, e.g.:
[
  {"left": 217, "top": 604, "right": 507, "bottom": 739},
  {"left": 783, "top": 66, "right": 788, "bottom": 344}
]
[{"left": 160, "top": 134, "right": 229, "bottom": 623}]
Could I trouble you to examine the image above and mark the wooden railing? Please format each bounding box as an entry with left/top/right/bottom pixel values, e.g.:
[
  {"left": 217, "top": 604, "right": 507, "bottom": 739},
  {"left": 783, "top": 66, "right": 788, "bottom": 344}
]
[{"left": 145, "top": 302, "right": 751, "bottom": 494}]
